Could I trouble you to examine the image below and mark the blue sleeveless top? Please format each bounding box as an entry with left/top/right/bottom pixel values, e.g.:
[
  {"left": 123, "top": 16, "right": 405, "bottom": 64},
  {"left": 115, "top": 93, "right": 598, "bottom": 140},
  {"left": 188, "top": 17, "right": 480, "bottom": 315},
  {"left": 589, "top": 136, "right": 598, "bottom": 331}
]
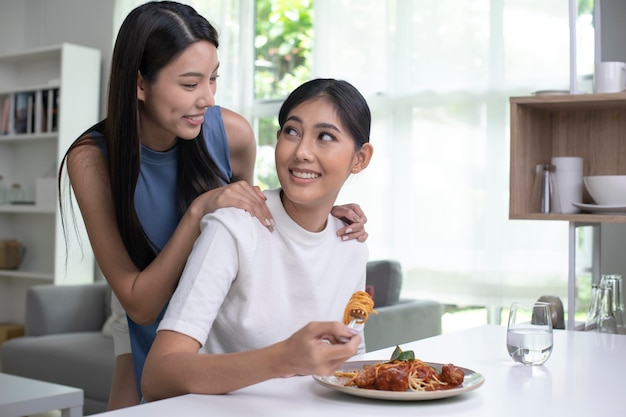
[
  {"left": 94, "top": 106, "right": 231, "bottom": 396},
  {"left": 133, "top": 106, "right": 231, "bottom": 250}
]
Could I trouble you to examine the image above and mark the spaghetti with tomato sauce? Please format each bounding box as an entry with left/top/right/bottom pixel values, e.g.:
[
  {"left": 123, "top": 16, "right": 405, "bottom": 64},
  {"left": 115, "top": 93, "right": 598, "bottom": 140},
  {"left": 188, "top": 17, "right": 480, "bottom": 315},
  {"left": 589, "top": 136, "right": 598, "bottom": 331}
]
[{"left": 336, "top": 348, "right": 465, "bottom": 392}]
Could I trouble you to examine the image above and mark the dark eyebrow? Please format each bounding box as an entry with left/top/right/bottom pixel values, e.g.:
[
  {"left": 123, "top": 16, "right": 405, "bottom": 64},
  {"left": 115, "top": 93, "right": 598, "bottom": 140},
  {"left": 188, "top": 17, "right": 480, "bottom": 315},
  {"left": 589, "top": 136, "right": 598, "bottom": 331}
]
[
  {"left": 315, "top": 122, "right": 341, "bottom": 132},
  {"left": 179, "top": 62, "right": 220, "bottom": 78},
  {"left": 179, "top": 72, "right": 203, "bottom": 78},
  {"left": 285, "top": 115, "right": 341, "bottom": 132}
]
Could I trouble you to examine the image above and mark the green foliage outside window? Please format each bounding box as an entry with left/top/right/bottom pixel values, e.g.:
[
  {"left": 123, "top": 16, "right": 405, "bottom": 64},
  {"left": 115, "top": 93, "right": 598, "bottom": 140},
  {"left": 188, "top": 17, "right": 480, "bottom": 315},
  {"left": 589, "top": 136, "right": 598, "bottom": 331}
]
[
  {"left": 254, "top": 0, "right": 314, "bottom": 190},
  {"left": 577, "top": 0, "right": 593, "bottom": 16},
  {"left": 254, "top": 0, "right": 314, "bottom": 102}
]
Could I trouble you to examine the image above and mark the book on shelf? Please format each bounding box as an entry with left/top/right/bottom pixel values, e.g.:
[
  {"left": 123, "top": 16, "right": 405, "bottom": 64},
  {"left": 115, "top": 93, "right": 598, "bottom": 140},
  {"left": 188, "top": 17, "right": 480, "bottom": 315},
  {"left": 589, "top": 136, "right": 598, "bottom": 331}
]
[
  {"left": 36, "top": 88, "right": 58, "bottom": 133},
  {"left": 1, "top": 88, "right": 60, "bottom": 135},
  {"left": 36, "top": 90, "right": 45, "bottom": 134},
  {"left": 14, "top": 91, "right": 36, "bottom": 134},
  {"left": 50, "top": 88, "right": 59, "bottom": 132},
  {"left": 0, "top": 95, "right": 9, "bottom": 135}
]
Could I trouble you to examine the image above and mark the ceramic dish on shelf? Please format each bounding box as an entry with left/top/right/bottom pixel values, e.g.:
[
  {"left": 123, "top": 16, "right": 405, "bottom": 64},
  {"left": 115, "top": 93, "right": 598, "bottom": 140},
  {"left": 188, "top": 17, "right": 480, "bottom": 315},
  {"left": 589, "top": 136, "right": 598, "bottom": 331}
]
[
  {"left": 572, "top": 202, "right": 626, "bottom": 214},
  {"left": 313, "top": 360, "right": 485, "bottom": 401},
  {"left": 532, "top": 90, "right": 570, "bottom": 96},
  {"left": 583, "top": 175, "right": 626, "bottom": 206}
]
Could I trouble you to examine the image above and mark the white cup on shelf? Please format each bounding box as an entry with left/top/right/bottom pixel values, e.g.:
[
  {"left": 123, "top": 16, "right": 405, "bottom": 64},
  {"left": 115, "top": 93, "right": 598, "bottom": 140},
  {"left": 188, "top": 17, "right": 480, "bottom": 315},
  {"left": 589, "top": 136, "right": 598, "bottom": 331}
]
[
  {"left": 550, "top": 156, "right": 583, "bottom": 214},
  {"left": 594, "top": 61, "right": 626, "bottom": 93}
]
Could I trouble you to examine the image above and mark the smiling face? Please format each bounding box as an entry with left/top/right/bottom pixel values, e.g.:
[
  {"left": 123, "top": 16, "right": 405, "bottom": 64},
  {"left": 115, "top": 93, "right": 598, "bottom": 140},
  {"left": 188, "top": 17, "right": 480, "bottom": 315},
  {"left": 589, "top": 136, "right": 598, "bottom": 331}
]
[
  {"left": 136, "top": 40, "right": 219, "bottom": 151},
  {"left": 275, "top": 97, "right": 372, "bottom": 231}
]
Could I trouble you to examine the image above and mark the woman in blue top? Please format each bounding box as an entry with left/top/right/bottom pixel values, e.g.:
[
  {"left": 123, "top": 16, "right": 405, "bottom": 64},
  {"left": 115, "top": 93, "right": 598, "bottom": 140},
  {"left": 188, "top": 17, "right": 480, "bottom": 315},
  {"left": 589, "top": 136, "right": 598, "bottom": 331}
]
[{"left": 58, "top": 1, "right": 368, "bottom": 411}]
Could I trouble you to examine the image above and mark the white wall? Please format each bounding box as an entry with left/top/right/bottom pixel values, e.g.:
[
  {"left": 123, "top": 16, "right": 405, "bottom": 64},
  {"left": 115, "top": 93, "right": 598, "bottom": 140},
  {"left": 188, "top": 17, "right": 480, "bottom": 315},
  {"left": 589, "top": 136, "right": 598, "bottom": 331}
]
[
  {"left": 599, "top": 0, "right": 626, "bottom": 63},
  {"left": 598, "top": 0, "right": 626, "bottom": 277},
  {"left": 0, "top": 0, "right": 116, "bottom": 118}
]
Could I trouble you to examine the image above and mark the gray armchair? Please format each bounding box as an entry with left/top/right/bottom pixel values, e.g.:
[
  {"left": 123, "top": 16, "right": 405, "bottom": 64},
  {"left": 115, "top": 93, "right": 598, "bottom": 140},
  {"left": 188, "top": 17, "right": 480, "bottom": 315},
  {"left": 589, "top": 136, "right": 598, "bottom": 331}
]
[
  {"left": 0, "top": 281, "right": 114, "bottom": 415},
  {"left": 363, "top": 260, "right": 443, "bottom": 352}
]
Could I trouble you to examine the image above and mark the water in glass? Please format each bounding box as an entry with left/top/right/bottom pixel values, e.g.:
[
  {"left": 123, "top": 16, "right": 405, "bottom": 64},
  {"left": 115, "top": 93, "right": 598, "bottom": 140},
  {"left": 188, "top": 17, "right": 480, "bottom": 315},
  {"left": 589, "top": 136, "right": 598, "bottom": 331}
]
[{"left": 506, "top": 302, "right": 553, "bottom": 365}]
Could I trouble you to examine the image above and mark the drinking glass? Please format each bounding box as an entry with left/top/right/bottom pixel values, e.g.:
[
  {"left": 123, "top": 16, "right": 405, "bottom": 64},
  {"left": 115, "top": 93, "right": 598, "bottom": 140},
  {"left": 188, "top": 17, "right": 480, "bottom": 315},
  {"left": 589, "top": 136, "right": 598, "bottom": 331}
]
[
  {"left": 507, "top": 302, "right": 553, "bottom": 365},
  {"left": 600, "top": 274, "right": 625, "bottom": 334},
  {"left": 598, "top": 286, "right": 618, "bottom": 334}
]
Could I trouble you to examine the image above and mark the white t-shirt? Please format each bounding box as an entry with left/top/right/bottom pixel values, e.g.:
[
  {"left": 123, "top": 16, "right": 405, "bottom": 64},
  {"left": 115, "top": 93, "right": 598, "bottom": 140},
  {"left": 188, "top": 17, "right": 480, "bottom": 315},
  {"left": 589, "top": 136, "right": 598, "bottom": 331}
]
[{"left": 159, "top": 188, "right": 368, "bottom": 354}]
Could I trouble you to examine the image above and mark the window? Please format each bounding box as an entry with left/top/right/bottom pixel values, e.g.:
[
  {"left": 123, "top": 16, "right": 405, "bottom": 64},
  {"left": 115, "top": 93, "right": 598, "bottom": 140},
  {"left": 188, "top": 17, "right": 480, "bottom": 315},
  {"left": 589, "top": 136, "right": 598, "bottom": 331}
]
[
  {"left": 310, "top": 0, "right": 580, "bottom": 322},
  {"left": 252, "top": 0, "right": 314, "bottom": 189},
  {"left": 253, "top": 0, "right": 313, "bottom": 100}
]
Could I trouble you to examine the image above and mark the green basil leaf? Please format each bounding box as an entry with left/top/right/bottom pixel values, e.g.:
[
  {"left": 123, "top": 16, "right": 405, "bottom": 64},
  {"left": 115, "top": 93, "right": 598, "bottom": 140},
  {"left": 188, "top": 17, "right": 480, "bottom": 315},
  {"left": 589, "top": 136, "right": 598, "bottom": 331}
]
[
  {"left": 389, "top": 345, "right": 415, "bottom": 362},
  {"left": 389, "top": 345, "right": 402, "bottom": 361},
  {"left": 397, "top": 350, "right": 415, "bottom": 361}
]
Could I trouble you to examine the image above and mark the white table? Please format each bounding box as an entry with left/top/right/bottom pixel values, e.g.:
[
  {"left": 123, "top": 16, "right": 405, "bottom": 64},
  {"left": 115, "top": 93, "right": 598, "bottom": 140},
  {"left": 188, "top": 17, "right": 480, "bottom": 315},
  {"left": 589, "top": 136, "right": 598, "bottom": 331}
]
[
  {"left": 91, "top": 325, "right": 626, "bottom": 417},
  {"left": 0, "top": 373, "right": 83, "bottom": 417}
]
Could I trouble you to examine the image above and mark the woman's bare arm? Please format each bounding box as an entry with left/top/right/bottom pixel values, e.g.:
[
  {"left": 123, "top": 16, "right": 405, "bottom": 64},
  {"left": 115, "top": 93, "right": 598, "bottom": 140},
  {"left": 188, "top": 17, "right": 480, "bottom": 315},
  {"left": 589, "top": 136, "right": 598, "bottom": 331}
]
[
  {"left": 142, "top": 322, "right": 360, "bottom": 400},
  {"left": 221, "top": 107, "right": 256, "bottom": 184}
]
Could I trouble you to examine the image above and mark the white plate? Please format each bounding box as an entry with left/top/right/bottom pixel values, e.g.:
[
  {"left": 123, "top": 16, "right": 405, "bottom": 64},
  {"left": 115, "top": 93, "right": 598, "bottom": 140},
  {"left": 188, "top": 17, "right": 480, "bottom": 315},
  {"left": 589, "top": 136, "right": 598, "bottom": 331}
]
[
  {"left": 313, "top": 360, "right": 485, "bottom": 401},
  {"left": 532, "top": 90, "right": 570, "bottom": 96},
  {"left": 572, "top": 202, "right": 626, "bottom": 214}
]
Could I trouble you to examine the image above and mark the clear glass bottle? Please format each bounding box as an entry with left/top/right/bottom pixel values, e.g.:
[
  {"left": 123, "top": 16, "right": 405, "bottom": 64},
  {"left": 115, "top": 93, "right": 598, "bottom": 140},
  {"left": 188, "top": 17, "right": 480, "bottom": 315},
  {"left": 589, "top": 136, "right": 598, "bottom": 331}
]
[
  {"left": 603, "top": 274, "right": 626, "bottom": 334},
  {"left": 616, "top": 283, "right": 626, "bottom": 335},
  {"left": 598, "top": 286, "right": 618, "bottom": 334},
  {"left": 532, "top": 164, "right": 559, "bottom": 213}
]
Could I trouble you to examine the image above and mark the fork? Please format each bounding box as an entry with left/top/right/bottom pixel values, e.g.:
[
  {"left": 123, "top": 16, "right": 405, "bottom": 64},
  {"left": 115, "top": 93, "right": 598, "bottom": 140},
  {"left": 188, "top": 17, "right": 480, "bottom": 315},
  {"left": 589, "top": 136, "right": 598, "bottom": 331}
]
[
  {"left": 336, "top": 309, "right": 366, "bottom": 344},
  {"left": 347, "top": 309, "right": 366, "bottom": 328}
]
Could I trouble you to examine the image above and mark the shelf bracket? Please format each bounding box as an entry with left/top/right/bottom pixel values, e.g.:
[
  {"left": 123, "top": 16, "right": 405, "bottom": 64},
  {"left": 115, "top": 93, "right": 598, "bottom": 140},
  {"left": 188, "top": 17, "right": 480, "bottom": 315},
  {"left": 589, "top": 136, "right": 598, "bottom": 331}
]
[
  {"left": 568, "top": 222, "right": 576, "bottom": 330},
  {"left": 567, "top": 221, "right": 601, "bottom": 330}
]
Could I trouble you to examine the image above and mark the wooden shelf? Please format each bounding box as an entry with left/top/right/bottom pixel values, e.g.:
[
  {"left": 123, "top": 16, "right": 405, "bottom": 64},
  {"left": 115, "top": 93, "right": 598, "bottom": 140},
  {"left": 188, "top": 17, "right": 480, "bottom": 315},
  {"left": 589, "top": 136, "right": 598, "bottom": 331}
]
[{"left": 509, "top": 92, "right": 626, "bottom": 222}]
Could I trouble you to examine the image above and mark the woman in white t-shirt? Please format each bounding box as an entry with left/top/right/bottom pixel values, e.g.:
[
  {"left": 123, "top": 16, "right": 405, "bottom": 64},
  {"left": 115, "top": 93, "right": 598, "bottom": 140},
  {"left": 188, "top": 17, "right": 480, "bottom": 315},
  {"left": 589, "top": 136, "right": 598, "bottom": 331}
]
[{"left": 142, "top": 78, "right": 374, "bottom": 400}]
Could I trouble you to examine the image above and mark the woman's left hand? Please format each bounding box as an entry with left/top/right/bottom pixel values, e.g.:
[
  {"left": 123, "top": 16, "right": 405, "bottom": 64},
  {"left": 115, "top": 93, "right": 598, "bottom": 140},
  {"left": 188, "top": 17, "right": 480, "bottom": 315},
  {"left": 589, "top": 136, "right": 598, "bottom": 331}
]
[{"left": 331, "top": 203, "right": 368, "bottom": 242}]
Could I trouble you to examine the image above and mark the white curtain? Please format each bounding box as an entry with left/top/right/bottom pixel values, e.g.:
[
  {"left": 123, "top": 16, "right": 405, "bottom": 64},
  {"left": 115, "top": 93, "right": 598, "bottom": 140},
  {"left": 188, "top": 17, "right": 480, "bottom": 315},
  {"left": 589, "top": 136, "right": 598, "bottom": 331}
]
[
  {"left": 312, "top": 0, "right": 579, "bottom": 313},
  {"left": 116, "top": 0, "right": 585, "bottom": 314}
]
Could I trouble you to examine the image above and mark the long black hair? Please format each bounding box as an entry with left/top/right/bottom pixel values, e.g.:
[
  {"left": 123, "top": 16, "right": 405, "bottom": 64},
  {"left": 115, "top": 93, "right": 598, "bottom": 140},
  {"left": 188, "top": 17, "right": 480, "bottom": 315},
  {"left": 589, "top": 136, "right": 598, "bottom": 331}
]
[{"left": 59, "top": 1, "right": 227, "bottom": 270}]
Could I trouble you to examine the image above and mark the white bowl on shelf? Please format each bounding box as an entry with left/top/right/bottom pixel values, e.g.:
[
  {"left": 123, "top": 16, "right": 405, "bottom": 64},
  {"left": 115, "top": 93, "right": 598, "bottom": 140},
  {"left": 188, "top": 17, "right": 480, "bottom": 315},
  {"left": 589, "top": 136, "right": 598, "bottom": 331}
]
[{"left": 584, "top": 175, "right": 626, "bottom": 205}]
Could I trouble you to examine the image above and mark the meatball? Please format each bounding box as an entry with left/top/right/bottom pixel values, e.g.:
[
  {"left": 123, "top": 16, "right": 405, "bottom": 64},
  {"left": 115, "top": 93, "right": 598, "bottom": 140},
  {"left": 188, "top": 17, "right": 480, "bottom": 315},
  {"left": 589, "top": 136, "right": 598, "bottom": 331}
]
[
  {"left": 353, "top": 365, "right": 378, "bottom": 389},
  {"left": 376, "top": 366, "right": 410, "bottom": 391},
  {"left": 415, "top": 364, "right": 437, "bottom": 380},
  {"left": 440, "top": 364, "right": 464, "bottom": 386}
]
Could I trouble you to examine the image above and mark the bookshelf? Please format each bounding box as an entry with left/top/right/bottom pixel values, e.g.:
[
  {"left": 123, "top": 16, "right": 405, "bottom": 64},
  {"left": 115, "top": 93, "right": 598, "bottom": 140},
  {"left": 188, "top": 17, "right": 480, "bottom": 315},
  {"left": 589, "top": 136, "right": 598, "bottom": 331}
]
[{"left": 0, "top": 43, "right": 100, "bottom": 323}]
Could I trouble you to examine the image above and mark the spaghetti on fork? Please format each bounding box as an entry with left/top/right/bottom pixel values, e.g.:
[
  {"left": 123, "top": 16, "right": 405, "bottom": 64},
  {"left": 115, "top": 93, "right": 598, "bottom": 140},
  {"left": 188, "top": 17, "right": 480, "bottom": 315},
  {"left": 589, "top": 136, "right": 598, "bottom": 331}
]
[{"left": 343, "top": 291, "right": 377, "bottom": 325}]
